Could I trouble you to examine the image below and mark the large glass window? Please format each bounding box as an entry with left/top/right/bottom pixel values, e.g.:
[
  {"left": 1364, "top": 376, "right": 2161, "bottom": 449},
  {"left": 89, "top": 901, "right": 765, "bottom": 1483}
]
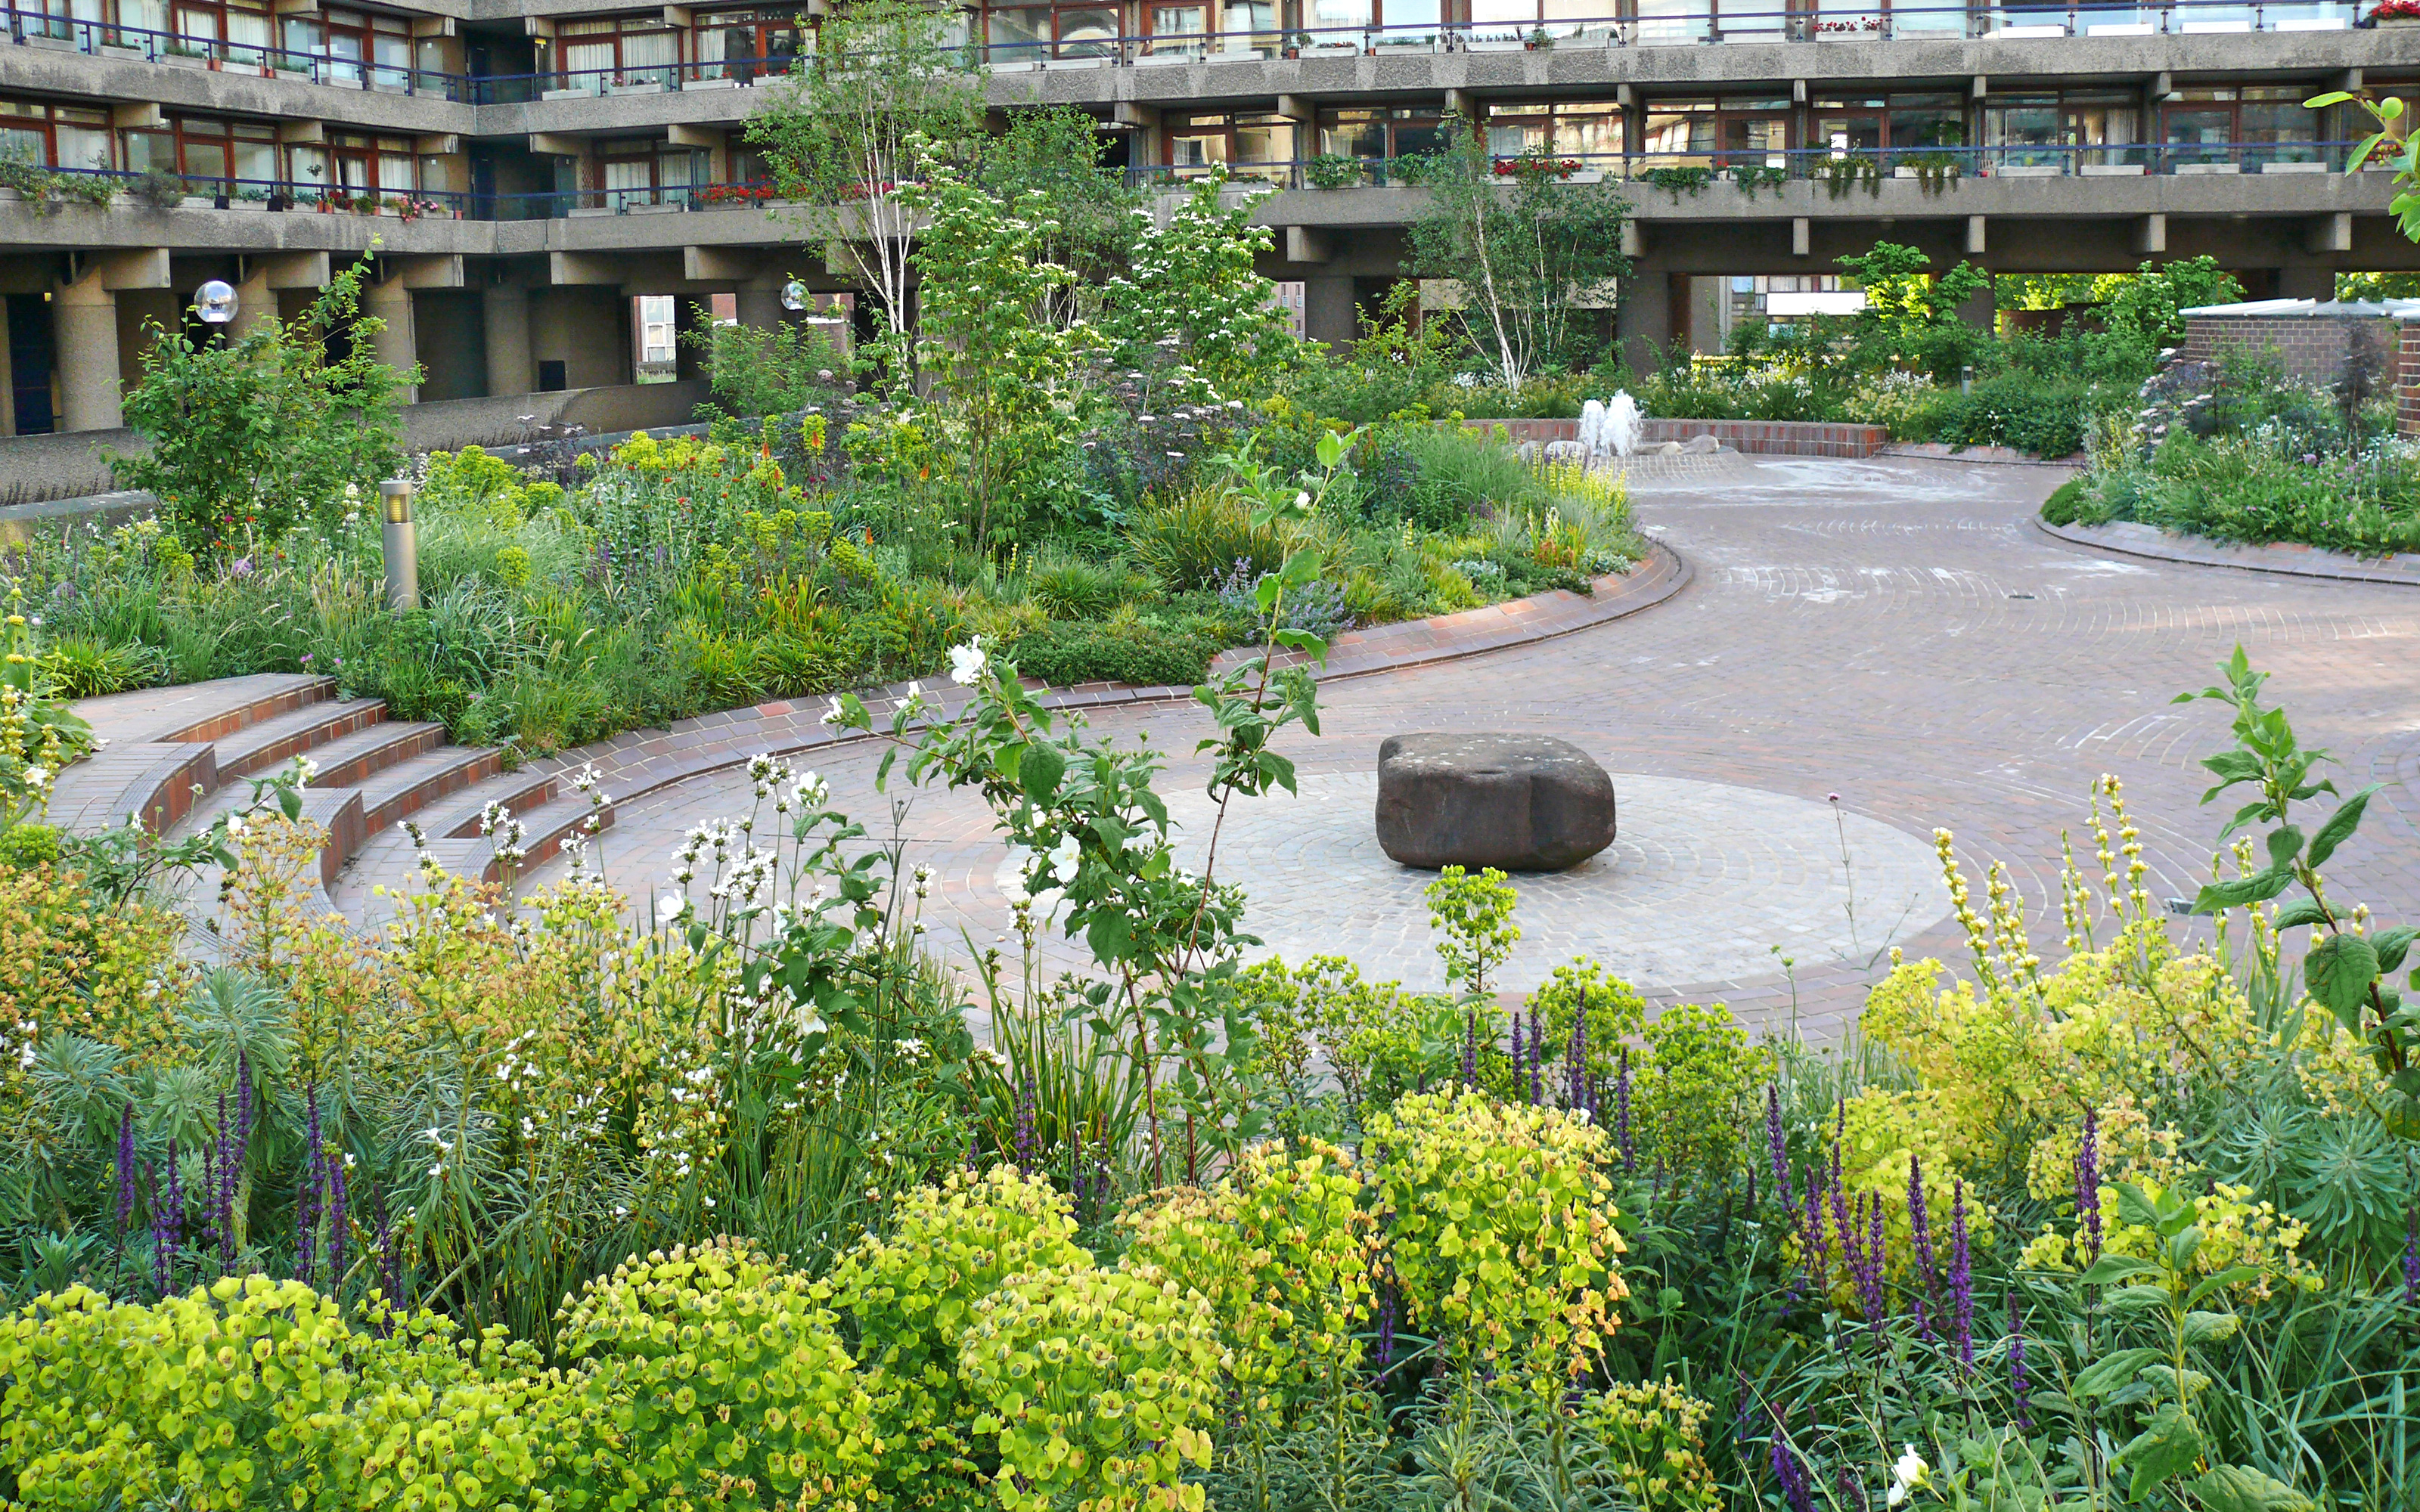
[
  {"left": 982, "top": 3, "right": 1118, "bottom": 59},
  {"left": 597, "top": 138, "right": 710, "bottom": 208},
  {"left": 1482, "top": 100, "right": 1622, "bottom": 166},
  {"left": 0, "top": 100, "right": 113, "bottom": 175},
  {"left": 693, "top": 7, "right": 804, "bottom": 82},
  {"left": 111, "top": 113, "right": 277, "bottom": 190},
  {"left": 1644, "top": 96, "right": 1790, "bottom": 167},
  {"left": 555, "top": 15, "right": 682, "bottom": 88},
  {"left": 1984, "top": 90, "right": 2140, "bottom": 173},
  {"left": 1163, "top": 110, "right": 1295, "bottom": 180}
]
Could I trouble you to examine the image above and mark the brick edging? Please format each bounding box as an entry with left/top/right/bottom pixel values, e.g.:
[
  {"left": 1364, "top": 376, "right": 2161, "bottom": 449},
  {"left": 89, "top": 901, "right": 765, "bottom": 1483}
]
[
  {"left": 538, "top": 541, "right": 1693, "bottom": 812},
  {"left": 2035, "top": 515, "right": 2420, "bottom": 589}
]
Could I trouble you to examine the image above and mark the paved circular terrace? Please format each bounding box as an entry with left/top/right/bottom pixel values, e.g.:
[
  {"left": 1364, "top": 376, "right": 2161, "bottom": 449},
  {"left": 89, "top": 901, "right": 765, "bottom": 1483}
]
[{"left": 504, "top": 452, "right": 2420, "bottom": 1040}]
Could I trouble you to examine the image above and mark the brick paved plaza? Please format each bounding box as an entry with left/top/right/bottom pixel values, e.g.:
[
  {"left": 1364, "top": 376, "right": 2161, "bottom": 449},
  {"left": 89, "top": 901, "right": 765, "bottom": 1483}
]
[{"left": 455, "top": 454, "right": 2420, "bottom": 1039}]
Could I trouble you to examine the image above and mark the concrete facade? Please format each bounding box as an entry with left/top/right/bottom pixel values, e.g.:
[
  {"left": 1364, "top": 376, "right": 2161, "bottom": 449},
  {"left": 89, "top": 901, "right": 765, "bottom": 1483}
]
[{"left": 2, "top": 5, "right": 2416, "bottom": 446}]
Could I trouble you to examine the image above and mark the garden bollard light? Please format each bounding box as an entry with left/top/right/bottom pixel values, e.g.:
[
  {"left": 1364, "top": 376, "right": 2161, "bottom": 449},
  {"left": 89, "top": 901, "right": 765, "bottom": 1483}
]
[
  {"left": 1960, "top": 364, "right": 1973, "bottom": 396},
  {"left": 380, "top": 477, "right": 420, "bottom": 610}
]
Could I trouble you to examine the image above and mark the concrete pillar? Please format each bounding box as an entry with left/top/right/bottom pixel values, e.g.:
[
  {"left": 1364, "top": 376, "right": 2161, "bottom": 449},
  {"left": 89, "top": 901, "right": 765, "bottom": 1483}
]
[
  {"left": 1956, "top": 283, "right": 1996, "bottom": 335},
  {"left": 674, "top": 296, "right": 709, "bottom": 383},
  {"left": 1302, "top": 275, "right": 1358, "bottom": 349},
  {"left": 363, "top": 278, "right": 419, "bottom": 405},
  {"left": 482, "top": 284, "right": 532, "bottom": 398},
  {"left": 231, "top": 270, "right": 281, "bottom": 342},
  {"left": 53, "top": 274, "right": 124, "bottom": 433},
  {"left": 0, "top": 298, "right": 13, "bottom": 438},
  {"left": 2274, "top": 267, "right": 2335, "bottom": 302},
  {"left": 736, "top": 284, "right": 786, "bottom": 332},
  {"left": 1615, "top": 270, "right": 1675, "bottom": 370}
]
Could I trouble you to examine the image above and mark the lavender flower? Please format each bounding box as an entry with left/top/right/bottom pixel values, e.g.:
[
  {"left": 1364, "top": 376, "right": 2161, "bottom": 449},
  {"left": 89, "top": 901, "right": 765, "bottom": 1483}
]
[
  {"left": 2076, "top": 1108, "right": 2102, "bottom": 1263},
  {"left": 297, "top": 1086, "right": 322, "bottom": 1288},
  {"left": 1843, "top": 1192, "right": 1888, "bottom": 1336},
  {"left": 1528, "top": 1004, "right": 1544, "bottom": 1108},
  {"left": 2008, "top": 1294, "right": 2032, "bottom": 1430},
  {"left": 1509, "top": 1013, "right": 1525, "bottom": 1100},
  {"left": 374, "top": 1182, "right": 402, "bottom": 1308},
  {"left": 1907, "top": 1154, "right": 1939, "bottom": 1341},
  {"left": 327, "top": 1153, "right": 348, "bottom": 1287},
  {"left": 1835, "top": 1467, "right": 1872, "bottom": 1512},
  {"left": 2402, "top": 1203, "right": 2417, "bottom": 1309},
  {"left": 1801, "top": 1173, "right": 1830, "bottom": 1290},
  {"left": 1950, "top": 1179, "right": 1974, "bottom": 1369},
  {"left": 1013, "top": 1071, "right": 1039, "bottom": 1170},
  {"left": 1461, "top": 1011, "right": 1478, "bottom": 1087},
  {"left": 1615, "top": 1049, "right": 1635, "bottom": 1171},
  {"left": 1376, "top": 1284, "right": 1396, "bottom": 1371},
  {"left": 1765, "top": 1085, "right": 1795, "bottom": 1217},
  {"left": 113, "top": 1104, "right": 138, "bottom": 1233},
  {"left": 1769, "top": 1406, "right": 1816, "bottom": 1512},
  {"left": 1567, "top": 1007, "right": 1587, "bottom": 1112},
  {"left": 147, "top": 1145, "right": 180, "bottom": 1297}
]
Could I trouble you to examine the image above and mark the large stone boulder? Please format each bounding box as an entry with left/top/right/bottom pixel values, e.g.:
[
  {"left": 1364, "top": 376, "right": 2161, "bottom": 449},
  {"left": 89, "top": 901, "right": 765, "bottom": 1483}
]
[{"left": 1374, "top": 734, "right": 1618, "bottom": 872}]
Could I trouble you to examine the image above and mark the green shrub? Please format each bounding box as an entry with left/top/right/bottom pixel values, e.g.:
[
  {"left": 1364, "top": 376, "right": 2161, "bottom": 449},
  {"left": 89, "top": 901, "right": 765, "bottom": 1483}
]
[
  {"left": 1004, "top": 619, "right": 1221, "bottom": 687},
  {"left": 2040, "top": 476, "right": 2087, "bottom": 526},
  {"left": 1129, "top": 486, "right": 1300, "bottom": 593},
  {"left": 39, "top": 636, "right": 166, "bottom": 698},
  {"left": 0, "top": 823, "right": 62, "bottom": 870}
]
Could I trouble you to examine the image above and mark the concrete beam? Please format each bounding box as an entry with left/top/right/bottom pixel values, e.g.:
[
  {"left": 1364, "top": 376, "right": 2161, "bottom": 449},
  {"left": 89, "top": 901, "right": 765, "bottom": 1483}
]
[
  {"left": 529, "top": 133, "right": 582, "bottom": 157},
  {"left": 2305, "top": 211, "right": 2353, "bottom": 255},
  {"left": 1792, "top": 217, "right": 1810, "bottom": 256},
  {"left": 684, "top": 244, "right": 762, "bottom": 281},
  {"left": 2136, "top": 213, "right": 2167, "bottom": 256},
  {"left": 416, "top": 134, "right": 461, "bottom": 156},
  {"left": 1285, "top": 225, "right": 1331, "bottom": 263},
  {"left": 73, "top": 248, "right": 169, "bottom": 291},
  {"left": 1791, "top": 78, "right": 1806, "bottom": 103},
  {"left": 1621, "top": 221, "right": 1645, "bottom": 259},
  {"left": 1444, "top": 88, "right": 1471, "bottom": 118},
  {"left": 411, "top": 15, "right": 456, "bottom": 36},
  {"left": 549, "top": 251, "right": 625, "bottom": 286},
  {"left": 110, "top": 101, "right": 164, "bottom": 131},
  {"left": 1114, "top": 101, "right": 1159, "bottom": 128},
  {"left": 666, "top": 122, "right": 721, "bottom": 148},
  {"left": 1616, "top": 84, "right": 1634, "bottom": 108},
  {"left": 380, "top": 254, "right": 464, "bottom": 290},
  {"left": 662, "top": 3, "right": 693, "bottom": 23},
  {"left": 249, "top": 250, "right": 330, "bottom": 290},
  {"left": 1965, "top": 215, "right": 1986, "bottom": 255},
  {"left": 278, "top": 120, "right": 324, "bottom": 145},
  {"left": 1971, "top": 75, "right": 1986, "bottom": 98},
  {"left": 1276, "top": 94, "right": 1313, "bottom": 122}
]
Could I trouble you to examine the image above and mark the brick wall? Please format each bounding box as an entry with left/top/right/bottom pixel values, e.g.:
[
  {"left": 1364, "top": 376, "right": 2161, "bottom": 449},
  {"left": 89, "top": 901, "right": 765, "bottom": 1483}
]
[
  {"left": 2182, "top": 313, "right": 2400, "bottom": 387},
  {"left": 1459, "top": 417, "right": 1888, "bottom": 458}
]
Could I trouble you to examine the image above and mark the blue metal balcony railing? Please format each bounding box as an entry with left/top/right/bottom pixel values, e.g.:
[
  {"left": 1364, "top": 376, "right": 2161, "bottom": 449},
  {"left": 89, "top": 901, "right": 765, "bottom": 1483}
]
[
  {"left": 0, "top": 144, "right": 2372, "bottom": 226},
  {"left": 0, "top": 0, "right": 2381, "bottom": 104}
]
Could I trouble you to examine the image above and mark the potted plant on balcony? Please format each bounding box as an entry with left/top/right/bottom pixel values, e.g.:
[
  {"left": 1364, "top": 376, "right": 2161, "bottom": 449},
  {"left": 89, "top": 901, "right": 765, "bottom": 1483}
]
[
  {"left": 159, "top": 40, "right": 212, "bottom": 68},
  {"left": 2371, "top": 0, "right": 2420, "bottom": 24},
  {"left": 1305, "top": 153, "right": 1362, "bottom": 188}
]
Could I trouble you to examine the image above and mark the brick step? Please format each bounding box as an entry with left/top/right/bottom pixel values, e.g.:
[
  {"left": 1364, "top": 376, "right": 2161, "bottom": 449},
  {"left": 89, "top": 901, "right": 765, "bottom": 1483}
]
[
  {"left": 209, "top": 699, "right": 388, "bottom": 781},
  {"left": 356, "top": 745, "right": 506, "bottom": 834},
  {"left": 289, "top": 720, "right": 448, "bottom": 791},
  {"left": 328, "top": 775, "right": 598, "bottom": 922},
  {"left": 416, "top": 768, "right": 560, "bottom": 841},
  {"left": 479, "top": 792, "right": 616, "bottom": 882},
  {"left": 154, "top": 675, "right": 343, "bottom": 747}
]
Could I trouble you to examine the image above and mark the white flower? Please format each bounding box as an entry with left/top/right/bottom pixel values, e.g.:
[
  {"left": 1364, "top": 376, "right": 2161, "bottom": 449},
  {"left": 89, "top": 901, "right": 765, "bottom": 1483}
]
[
  {"left": 1045, "top": 832, "right": 1081, "bottom": 884},
  {"left": 1887, "top": 1446, "right": 1930, "bottom": 1506},
  {"left": 657, "top": 892, "right": 688, "bottom": 925},
  {"left": 1294, "top": 490, "right": 1311, "bottom": 511},
  {"left": 821, "top": 698, "right": 844, "bottom": 726},
  {"left": 20, "top": 766, "right": 47, "bottom": 789},
  {"left": 948, "top": 638, "right": 988, "bottom": 686}
]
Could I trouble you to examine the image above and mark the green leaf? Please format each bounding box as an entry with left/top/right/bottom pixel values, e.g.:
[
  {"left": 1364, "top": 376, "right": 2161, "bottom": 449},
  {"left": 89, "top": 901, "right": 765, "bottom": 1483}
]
[
  {"left": 2371, "top": 925, "right": 2415, "bottom": 978},
  {"left": 2104, "top": 1284, "right": 2173, "bottom": 1312},
  {"left": 2180, "top": 1309, "right": 2238, "bottom": 1345},
  {"left": 2193, "top": 869, "right": 2291, "bottom": 913},
  {"left": 2190, "top": 1466, "right": 2313, "bottom": 1512},
  {"left": 2184, "top": 1266, "right": 2263, "bottom": 1306},
  {"left": 1019, "top": 742, "right": 1066, "bottom": 803},
  {"left": 2304, "top": 933, "right": 2381, "bottom": 1033},
  {"left": 2304, "top": 785, "right": 2375, "bottom": 869},
  {"left": 2265, "top": 825, "right": 2305, "bottom": 872},
  {"left": 2121, "top": 1402, "right": 2204, "bottom": 1499},
  {"left": 2271, "top": 898, "right": 2329, "bottom": 931},
  {"left": 2071, "top": 1347, "right": 2161, "bottom": 1399},
  {"left": 2078, "top": 1255, "right": 2158, "bottom": 1286},
  {"left": 2114, "top": 1182, "right": 2162, "bottom": 1228}
]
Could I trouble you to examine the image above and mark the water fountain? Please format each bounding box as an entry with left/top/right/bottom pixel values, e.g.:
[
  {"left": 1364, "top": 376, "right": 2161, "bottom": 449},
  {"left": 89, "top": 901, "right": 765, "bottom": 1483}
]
[{"left": 1606, "top": 390, "right": 1643, "bottom": 458}]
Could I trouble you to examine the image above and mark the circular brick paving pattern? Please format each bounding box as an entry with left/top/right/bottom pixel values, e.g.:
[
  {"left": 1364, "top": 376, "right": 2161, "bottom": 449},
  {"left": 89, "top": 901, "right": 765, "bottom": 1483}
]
[
  {"left": 992, "top": 770, "right": 1946, "bottom": 995},
  {"left": 529, "top": 454, "right": 2420, "bottom": 1041}
]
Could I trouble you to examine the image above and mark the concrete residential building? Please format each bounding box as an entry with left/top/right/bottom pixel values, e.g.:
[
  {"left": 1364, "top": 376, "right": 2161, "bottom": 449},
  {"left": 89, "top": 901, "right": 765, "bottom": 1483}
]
[{"left": 0, "top": 0, "right": 2414, "bottom": 450}]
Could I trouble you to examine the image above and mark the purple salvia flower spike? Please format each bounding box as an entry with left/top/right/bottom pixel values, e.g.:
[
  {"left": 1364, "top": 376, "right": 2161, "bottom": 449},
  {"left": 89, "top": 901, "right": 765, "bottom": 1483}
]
[
  {"left": 1766, "top": 1084, "right": 1795, "bottom": 1217},
  {"left": 1907, "top": 1154, "right": 1938, "bottom": 1342},
  {"left": 2077, "top": 1108, "right": 2102, "bottom": 1263},
  {"left": 1950, "top": 1178, "right": 1974, "bottom": 1370},
  {"left": 113, "top": 1104, "right": 138, "bottom": 1232},
  {"left": 1615, "top": 1049, "right": 1635, "bottom": 1172},
  {"left": 2009, "top": 1293, "right": 2032, "bottom": 1430}
]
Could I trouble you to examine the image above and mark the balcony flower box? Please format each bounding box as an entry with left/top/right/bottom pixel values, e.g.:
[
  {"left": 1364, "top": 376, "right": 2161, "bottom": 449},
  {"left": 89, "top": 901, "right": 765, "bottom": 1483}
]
[
  {"left": 2079, "top": 162, "right": 2145, "bottom": 175},
  {"left": 159, "top": 48, "right": 211, "bottom": 68},
  {"left": 1464, "top": 35, "right": 1527, "bottom": 48},
  {"left": 24, "top": 32, "right": 82, "bottom": 51},
  {"left": 0, "top": 187, "right": 19, "bottom": 202},
  {"left": 176, "top": 194, "right": 215, "bottom": 209},
  {"left": 2173, "top": 161, "right": 2242, "bottom": 174},
  {"left": 541, "top": 86, "right": 591, "bottom": 101},
  {"left": 1135, "top": 49, "right": 1198, "bottom": 65},
  {"left": 1298, "top": 40, "right": 1363, "bottom": 54},
  {"left": 567, "top": 206, "right": 616, "bottom": 217},
  {"left": 1206, "top": 45, "right": 1266, "bottom": 60},
  {"left": 1994, "top": 163, "right": 2065, "bottom": 177},
  {"left": 1045, "top": 53, "right": 1109, "bottom": 67},
  {"left": 681, "top": 75, "right": 738, "bottom": 88},
  {"left": 2084, "top": 19, "right": 2157, "bottom": 32},
  {"left": 98, "top": 41, "right": 147, "bottom": 60},
  {"left": 626, "top": 200, "right": 687, "bottom": 213},
  {"left": 607, "top": 78, "right": 666, "bottom": 94},
  {"left": 1988, "top": 23, "right": 2066, "bottom": 34},
  {"left": 2259, "top": 159, "right": 2328, "bottom": 172}
]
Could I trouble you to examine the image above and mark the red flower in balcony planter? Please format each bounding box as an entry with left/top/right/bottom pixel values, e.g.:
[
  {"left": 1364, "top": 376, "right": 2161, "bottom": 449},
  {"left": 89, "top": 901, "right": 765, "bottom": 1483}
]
[{"left": 2373, "top": 0, "right": 2420, "bottom": 17}]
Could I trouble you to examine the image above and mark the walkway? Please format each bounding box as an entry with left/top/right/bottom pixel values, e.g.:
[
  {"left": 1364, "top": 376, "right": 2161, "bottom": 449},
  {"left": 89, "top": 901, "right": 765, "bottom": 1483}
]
[{"left": 470, "top": 452, "right": 2420, "bottom": 1041}]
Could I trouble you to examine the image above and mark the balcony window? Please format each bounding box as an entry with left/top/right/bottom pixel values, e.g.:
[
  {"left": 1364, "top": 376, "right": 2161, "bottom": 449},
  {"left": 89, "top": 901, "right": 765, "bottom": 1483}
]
[
  {"left": 1482, "top": 100, "right": 1623, "bottom": 164},
  {"left": 599, "top": 139, "right": 710, "bottom": 208},
  {"left": 1146, "top": 2, "right": 1208, "bottom": 54},
  {"left": 693, "top": 8, "right": 805, "bottom": 82},
  {"left": 555, "top": 16, "right": 683, "bottom": 88},
  {"left": 0, "top": 100, "right": 113, "bottom": 173},
  {"left": 115, "top": 113, "right": 278, "bottom": 190},
  {"left": 982, "top": 3, "right": 1118, "bottom": 58},
  {"left": 1165, "top": 111, "right": 1295, "bottom": 180},
  {"left": 1646, "top": 97, "right": 1790, "bottom": 167}
]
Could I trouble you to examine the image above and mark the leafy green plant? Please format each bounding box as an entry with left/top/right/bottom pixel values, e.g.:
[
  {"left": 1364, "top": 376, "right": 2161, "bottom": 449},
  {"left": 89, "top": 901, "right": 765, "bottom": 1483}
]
[{"left": 1425, "top": 864, "right": 1520, "bottom": 996}]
